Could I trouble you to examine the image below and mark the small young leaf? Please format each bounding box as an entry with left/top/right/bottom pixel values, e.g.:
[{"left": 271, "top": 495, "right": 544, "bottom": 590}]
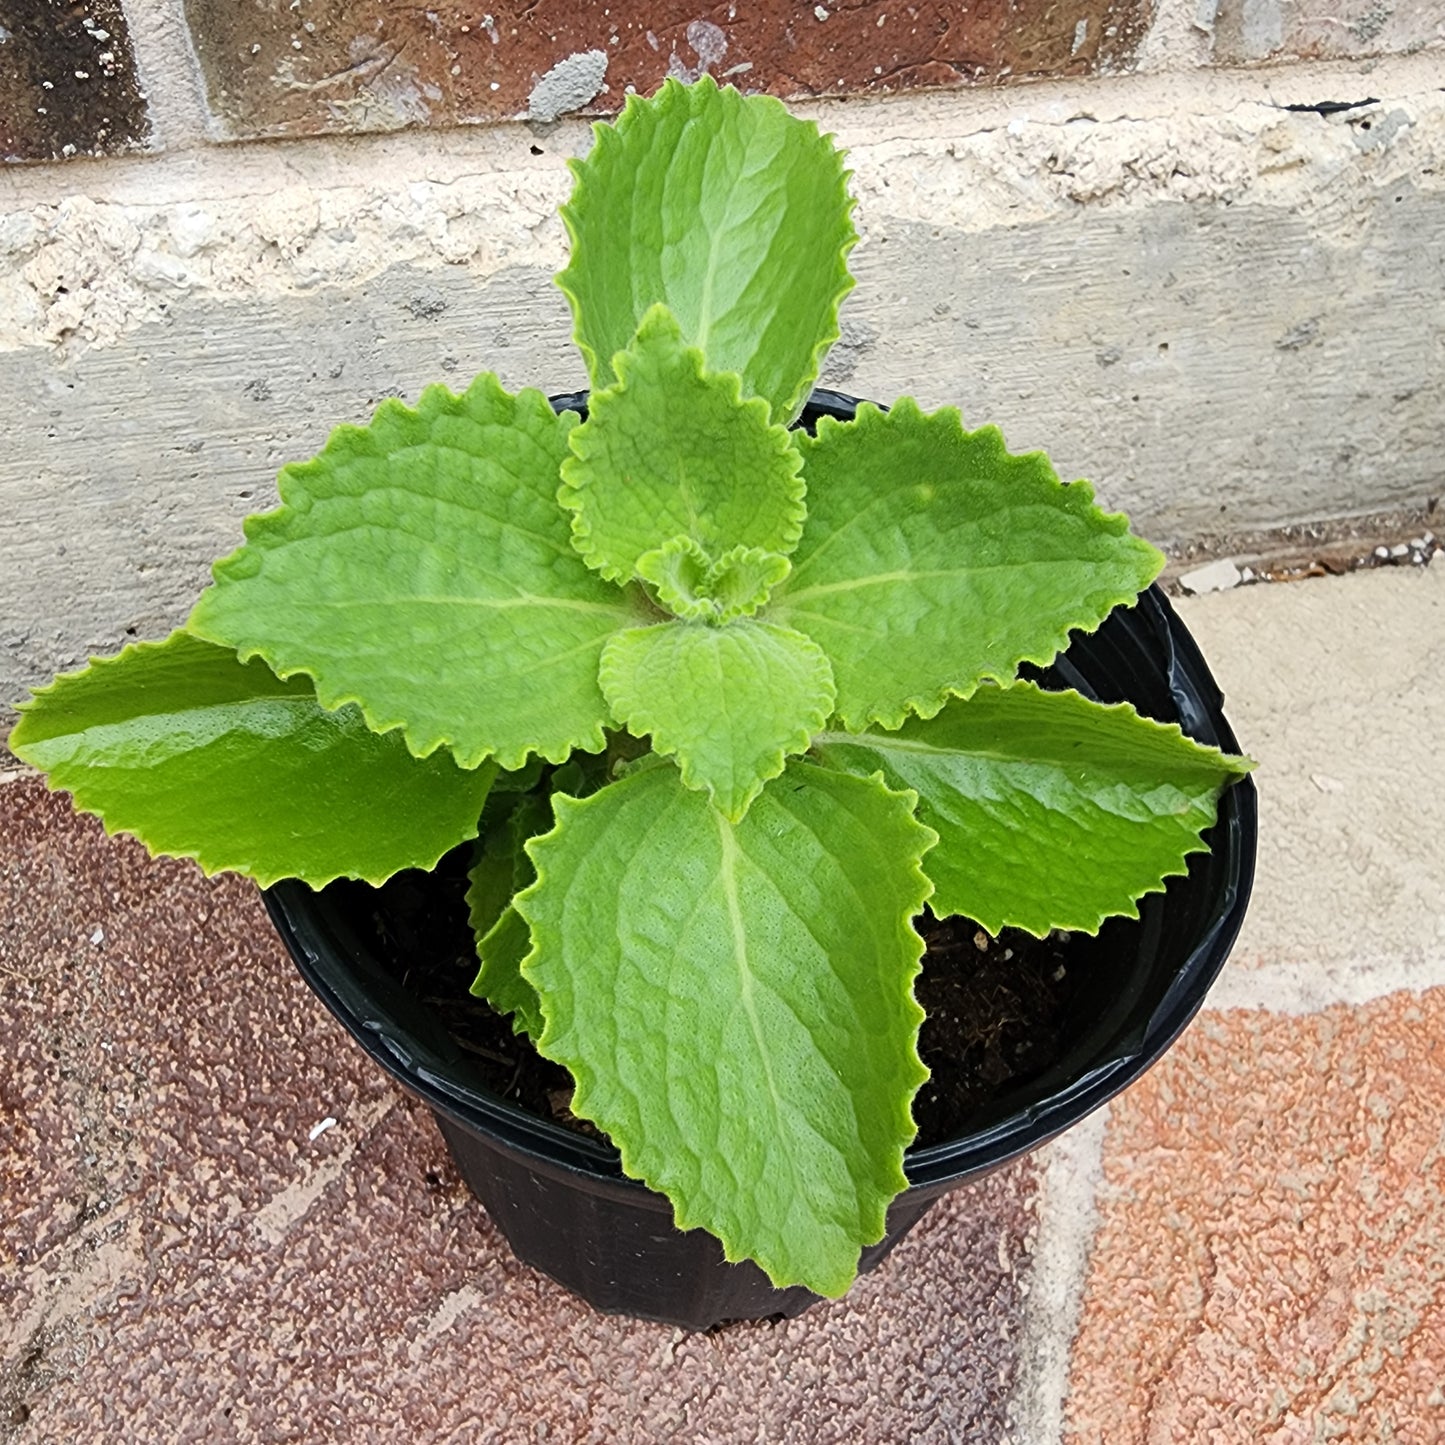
[
  {"left": 557, "top": 76, "right": 857, "bottom": 423},
  {"left": 8, "top": 633, "right": 494, "bottom": 887},
  {"left": 559, "top": 306, "right": 804, "bottom": 583},
  {"left": 468, "top": 791, "right": 551, "bottom": 1035},
  {"left": 599, "top": 620, "right": 835, "bottom": 820},
  {"left": 475, "top": 905, "right": 544, "bottom": 1038},
  {"left": 771, "top": 400, "right": 1166, "bottom": 729},
  {"left": 188, "top": 375, "right": 645, "bottom": 770},
  {"left": 706, "top": 546, "right": 791, "bottom": 622},
  {"left": 814, "top": 681, "right": 1254, "bottom": 936},
  {"left": 516, "top": 762, "right": 935, "bottom": 1297},
  {"left": 636, "top": 535, "right": 715, "bottom": 620}
]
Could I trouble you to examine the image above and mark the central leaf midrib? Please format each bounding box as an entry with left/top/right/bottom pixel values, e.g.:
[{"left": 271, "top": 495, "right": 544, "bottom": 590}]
[
  {"left": 815, "top": 728, "right": 1229, "bottom": 789},
  {"left": 715, "top": 809, "right": 786, "bottom": 1134},
  {"left": 784, "top": 558, "right": 1083, "bottom": 606}
]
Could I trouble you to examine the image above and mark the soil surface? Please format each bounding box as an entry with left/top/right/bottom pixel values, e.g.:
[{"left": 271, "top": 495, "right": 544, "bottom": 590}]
[{"left": 365, "top": 844, "right": 1080, "bottom": 1150}]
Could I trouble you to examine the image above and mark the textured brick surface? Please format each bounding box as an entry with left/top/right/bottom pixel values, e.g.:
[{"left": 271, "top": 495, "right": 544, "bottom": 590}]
[
  {"left": 0, "top": 0, "right": 147, "bottom": 162},
  {"left": 1211, "top": 0, "right": 1445, "bottom": 65},
  {"left": 182, "top": 0, "right": 1153, "bottom": 140},
  {"left": 1066, "top": 997, "right": 1445, "bottom": 1443},
  {"left": 0, "top": 778, "right": 1037, "bottom": 1443}
]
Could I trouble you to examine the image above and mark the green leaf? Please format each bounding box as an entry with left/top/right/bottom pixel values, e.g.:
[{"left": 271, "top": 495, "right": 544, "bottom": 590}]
[
  {"left": 771, "top": 399, "right": 1166, "bottom": 730},
  {"left": 559, "top": 306, "right": 804, "bottom": 583},
  {"left": 707, "top": 545, "right": 791, "bottom": 622},
  {"left": 475, "top": 905, "right": 544, "bottom": 1038},
  {"left": 599, "top": 620, "right": 835, "bottom": 821},
  {"left": 516, "top": 762, "right": 935, "bottom": 1296},
  {"left": 814, "top": 681, "right": 1254, "bottom": 936},
  {"left": 636, "top": 535, "right": 715, "bottom": 621},
  {"left": 187, "top": 375, "right": 645, "bottom": 771},
  {"left": 468, "top": 792, "right": 551, "bottom": 1035},
  {"left": 556, "top": 76, "right": 857, "bottom": 424},
  {"left": 8, "top": 633, "right": 494, "bottom": 887}
]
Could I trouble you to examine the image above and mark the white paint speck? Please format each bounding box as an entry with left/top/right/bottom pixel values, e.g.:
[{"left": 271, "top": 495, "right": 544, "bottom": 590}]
[
  {"left": 686, "top": 19, "right": 727, "bottom": 73},
  {"left": 815, "top": 5, "right": 830, "bottom": 19},
  {"left": 527, "top": 49, "right": 608, "bottom": 122},
  {"left": 308, "top": 1116, "right": 338, "bottom": 1142}
]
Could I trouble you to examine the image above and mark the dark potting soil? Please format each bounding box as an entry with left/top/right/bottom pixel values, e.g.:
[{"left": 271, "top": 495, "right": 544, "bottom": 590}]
[{"left": 366, "top": 844, "right": 1082, "bottom": 1150}]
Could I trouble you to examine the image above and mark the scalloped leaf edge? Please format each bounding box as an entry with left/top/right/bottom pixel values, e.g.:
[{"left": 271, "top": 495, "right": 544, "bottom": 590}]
[
  {"left": 512, "top": 762, "right": 938, "bottom": 1294},
  {"left": 791, "top": 399, "right": 1168, "bottom": 732},
  {"left": 557, "top": 304, "right": 806, "bottom": 585},
  {"left": 8, "top": 638, "right": 494, "bottom": 889},
  {"left": 597, "top": 621, "right": 837, "bottom": 820},
  {"left": 554, "top": 75, "right": 859, "bottom": 425}
]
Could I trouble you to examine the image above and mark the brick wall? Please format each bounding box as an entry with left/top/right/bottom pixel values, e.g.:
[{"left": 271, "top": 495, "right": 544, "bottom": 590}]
[{"left": 4, "top": 0, "right": 1442, "bottom": 160}]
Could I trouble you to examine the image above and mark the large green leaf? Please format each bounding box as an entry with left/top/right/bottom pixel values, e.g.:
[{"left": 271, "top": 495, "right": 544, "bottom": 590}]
[
  {"left": 814, "top": 682, "right": 1254, "bottom": 936},
  {"left": 516, "top": 762, "right": 935, "bottom": 1297},
  {"left": 559, "top": 306, "right": 804, "bottom": 583},
  {"left": 599, "top": 619, "right": 835, "bottom": 821},
  {"left": 8, "top": 633, "right": 494, "bottom": 887},
  {"left": 771, "top": 400, "right": 1166, "bottom": 730},
  {"left": 188, "top": 375, "right": 645, "bottom": 770},
  {"left": 556, "top": 76, "right": 857, "bottom": 424}
]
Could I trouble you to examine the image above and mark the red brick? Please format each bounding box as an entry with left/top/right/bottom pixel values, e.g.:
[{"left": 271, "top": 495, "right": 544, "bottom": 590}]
[
  {"left": 182, "top": 0, "right": 1153, "bottom": 141},
  {"left": 0, "top": 0, "right": 148, "bottom": 162}
]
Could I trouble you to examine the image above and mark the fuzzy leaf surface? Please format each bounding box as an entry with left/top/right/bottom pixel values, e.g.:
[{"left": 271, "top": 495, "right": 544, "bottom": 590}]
[
  {"left": 8, "top": 633, "right": 494, "bottom": 887},
  {"left": 771, "top": 400, "right": 1166, "bottom": 729},
  {"left": 559, "top": 307, "right": 803, "bottom": 582},
  {"left": 599, "top": 620, "right": 834, "bottom": 820},
  {"left": 814, "top": 682, "right": 1254, "bottom": 936},
  {"left": 517, "top": 762, "right": 934, "bottom": 1296},
  {"left": 557, "top": 75, "right": 857, "bottom": 423},
  {"left": 188, "top": 376, "right": 643, "bottom": 770},
  {"left": 707, "top": 546, "right": 791, "bottom": 621}
]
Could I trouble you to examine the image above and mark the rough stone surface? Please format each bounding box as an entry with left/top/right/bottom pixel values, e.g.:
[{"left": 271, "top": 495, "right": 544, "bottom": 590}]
[
  {"left": 0, "top": 778, "right": 1039, "bottom": 1443},
  {"left": 2, "top": 76, "right": 1442, "bottom": 713},
  {"left": 1211, "top": 0, "right": 1445, "bottom": 65},
  {"left": 1065, "top": 993, "right": 1445, "bottom": 1443},
  {"left": 0, "top": 0, "right": 148, "bottom": 162},
  {"left": 180, "top": 0, "right": 1153, "bottom": 140},
  {"left": 1178, "top": 560, "right": 1445, "bottom": 977}
]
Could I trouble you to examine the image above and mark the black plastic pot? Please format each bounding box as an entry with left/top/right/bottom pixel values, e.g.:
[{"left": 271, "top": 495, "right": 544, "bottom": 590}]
[{"left": 263, "top": 388, "right": 1257, "bottom": 1331}]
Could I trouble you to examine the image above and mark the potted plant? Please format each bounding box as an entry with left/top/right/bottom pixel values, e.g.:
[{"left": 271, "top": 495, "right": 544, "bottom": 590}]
[{"left": 8, "top": 78, "right": 1255, "bottom": 1329}]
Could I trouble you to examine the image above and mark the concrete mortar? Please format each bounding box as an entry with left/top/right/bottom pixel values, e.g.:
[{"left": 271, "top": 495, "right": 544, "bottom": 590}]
[{"left": 1, "top": 54, "right": 1443, "bottom": 709}]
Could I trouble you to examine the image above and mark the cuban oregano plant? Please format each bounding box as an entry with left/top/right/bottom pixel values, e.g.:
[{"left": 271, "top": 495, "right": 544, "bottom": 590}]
[{"left": 8, "top": 77, "right": 1252, "bottom": 1298}]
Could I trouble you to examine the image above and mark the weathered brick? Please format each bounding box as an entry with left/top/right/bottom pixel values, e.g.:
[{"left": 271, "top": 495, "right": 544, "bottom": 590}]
[
  {"left": 1, "top": 777, "right": 1039, "bottom": 1441},
  {"left": 182, "top": 0, "right": 1154, "bottom": 141},
  {"left": 0, "top": 0, "right": 148, "bottom": 163},
  {"left": 1066, "top": 997, "right": 1445, "bottom": 1443},
  {"left": 1210, "top": 0, "right": 1445, "bottom": 64}
]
